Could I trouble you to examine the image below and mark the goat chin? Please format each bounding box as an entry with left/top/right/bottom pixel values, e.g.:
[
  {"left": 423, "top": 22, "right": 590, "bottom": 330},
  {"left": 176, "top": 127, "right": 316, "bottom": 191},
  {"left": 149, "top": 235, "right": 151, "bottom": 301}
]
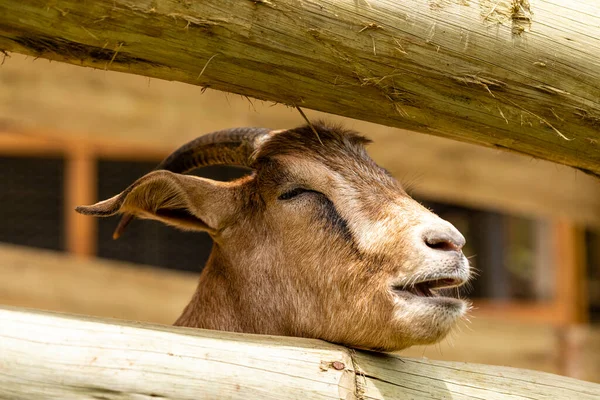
[{"left": 78, "top": 122, "right": 471, "bottom": 352}]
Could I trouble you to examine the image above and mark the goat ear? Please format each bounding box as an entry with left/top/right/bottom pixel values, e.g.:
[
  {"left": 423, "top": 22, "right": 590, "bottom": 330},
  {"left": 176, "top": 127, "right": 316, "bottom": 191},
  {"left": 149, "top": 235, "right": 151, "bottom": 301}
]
[{"left": 76, "top": 170, "right": 235, "bottom": 234}]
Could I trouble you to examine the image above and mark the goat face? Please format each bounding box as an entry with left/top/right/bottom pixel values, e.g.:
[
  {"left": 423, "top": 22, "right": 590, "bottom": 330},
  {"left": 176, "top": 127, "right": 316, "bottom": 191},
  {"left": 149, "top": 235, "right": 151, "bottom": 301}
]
[{"left": 77, "top": 123, "right": 470, "bottom": 352}]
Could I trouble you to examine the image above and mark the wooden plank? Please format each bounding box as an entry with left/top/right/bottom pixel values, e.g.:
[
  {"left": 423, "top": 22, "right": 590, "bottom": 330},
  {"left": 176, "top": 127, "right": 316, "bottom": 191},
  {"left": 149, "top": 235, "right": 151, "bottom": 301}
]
[
  {"left": 0, "top": 0, "right": 599, "bottom": 176},
  {"left": 400, "top": 316, "right": 562, "bottom": 376},
  {"left": 470, "top": 301, "right": 560, "bottom": 324},
  {"left": 0, "top": 244, "right": 196, "bottom": 324},
  {"left": 562, "top": 325, "right": 600, "bottom": 384},
  {"left": 0, "top": 306, "right": 354, "bottom": 400},
  {"left": 0, "top": 131, "right": 168, "bottom": 160},
  {"left": 354, "top": 351, "right": 599, "bottom": 400},
  {"left": 554, "top": 221, "right": 588, "bottom": 325},
  {"left": 0, "top": 132, "right": 66, "bottom": 155},
  {"left": 64, "top": 144, "right": 97, "bottom": 257},
  {"left": 552, "top": 221, "right": 588, "bottom": 377},
  {"left": 1, "top": 306, "right": 598, "bottom": 400}
]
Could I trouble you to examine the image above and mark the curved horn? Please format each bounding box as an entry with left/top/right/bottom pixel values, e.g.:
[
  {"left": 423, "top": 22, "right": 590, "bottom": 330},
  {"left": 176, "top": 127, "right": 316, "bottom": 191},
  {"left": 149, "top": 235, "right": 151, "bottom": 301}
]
[{"left": 112, "top": 127, "right": 271, "bottom": 239}]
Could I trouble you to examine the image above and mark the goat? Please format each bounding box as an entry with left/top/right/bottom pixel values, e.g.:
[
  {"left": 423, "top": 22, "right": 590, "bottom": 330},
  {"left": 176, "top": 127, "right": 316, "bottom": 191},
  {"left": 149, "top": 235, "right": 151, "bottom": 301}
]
[{"left": 76, "top": 123, "right": 470, "bottom": 351}]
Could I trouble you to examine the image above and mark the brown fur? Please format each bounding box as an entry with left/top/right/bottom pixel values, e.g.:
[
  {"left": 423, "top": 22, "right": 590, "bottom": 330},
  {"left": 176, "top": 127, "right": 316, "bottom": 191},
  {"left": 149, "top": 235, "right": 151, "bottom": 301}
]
[{"left": 77, "top": 122, "right": 470, "bottom": 351}]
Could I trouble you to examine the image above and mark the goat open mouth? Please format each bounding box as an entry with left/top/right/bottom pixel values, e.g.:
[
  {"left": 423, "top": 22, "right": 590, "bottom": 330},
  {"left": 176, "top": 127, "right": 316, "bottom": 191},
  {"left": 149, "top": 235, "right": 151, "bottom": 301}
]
[{"left": 392, "top": 277, "right": 463, "bottom": 298}]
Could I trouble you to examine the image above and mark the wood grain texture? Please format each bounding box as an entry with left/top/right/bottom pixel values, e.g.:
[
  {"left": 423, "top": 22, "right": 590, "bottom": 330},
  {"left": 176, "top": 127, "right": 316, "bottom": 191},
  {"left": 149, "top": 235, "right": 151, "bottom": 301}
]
[
  {"left": 1, "top": 306, "right": 599, "bottom": 400},
  {"left": 553, "top": 221, "right": 589, "bottom": 325},
  {"left": 562, "top": 325, "right": 600, "bottom": 384},
  {"left": 0, "top": 0, "right": 599, "bottom": 176},
  {"left": 64, "top": 145, "right": 97, "bottom": 257},
  {"left": 0, "top": 244, "right": 197, "bottom": 324},
  {"left": 400, "top": 316, "right": 562, "bottom": 376}
]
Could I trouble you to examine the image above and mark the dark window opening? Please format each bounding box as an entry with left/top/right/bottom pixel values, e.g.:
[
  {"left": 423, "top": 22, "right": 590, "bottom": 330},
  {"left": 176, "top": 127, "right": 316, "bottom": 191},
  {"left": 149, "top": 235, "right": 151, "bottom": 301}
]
[
  {"left": 0, "top": 155, "right": 65, "bottom": 251},
  {"left": 586, "top": 229, "right": 600, "bottom": 322}
]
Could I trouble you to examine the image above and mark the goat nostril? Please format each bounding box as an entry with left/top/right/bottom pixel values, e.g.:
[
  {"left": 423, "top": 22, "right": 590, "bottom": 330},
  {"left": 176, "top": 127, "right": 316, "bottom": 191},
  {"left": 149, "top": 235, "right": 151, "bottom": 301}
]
[
  {"left": 423, "top": 228, "right": 465, "bottom": 252},
  {"left": 425, "top": 238, "right": 459, "bottom": 252}
]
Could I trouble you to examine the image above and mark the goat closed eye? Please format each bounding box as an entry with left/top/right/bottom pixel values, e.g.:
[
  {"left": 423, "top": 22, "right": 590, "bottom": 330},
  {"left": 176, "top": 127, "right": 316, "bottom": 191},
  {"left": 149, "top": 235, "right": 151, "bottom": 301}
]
[{"left": 278, "top": 187, "right": 312, "bottom": 200}]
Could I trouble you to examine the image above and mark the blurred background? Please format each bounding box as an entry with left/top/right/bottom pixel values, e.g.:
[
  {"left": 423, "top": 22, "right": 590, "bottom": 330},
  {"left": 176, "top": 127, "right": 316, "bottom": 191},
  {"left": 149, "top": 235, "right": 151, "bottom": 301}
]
[{"left": 1, "top": 53, "right": 599, "bottom": 382}]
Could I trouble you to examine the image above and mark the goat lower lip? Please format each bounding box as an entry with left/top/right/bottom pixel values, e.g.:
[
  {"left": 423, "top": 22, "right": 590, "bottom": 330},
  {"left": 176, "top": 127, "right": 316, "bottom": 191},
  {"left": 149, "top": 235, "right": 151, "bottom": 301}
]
[{"left": 392, "top": 277, "right": 463, "bottom": 298}]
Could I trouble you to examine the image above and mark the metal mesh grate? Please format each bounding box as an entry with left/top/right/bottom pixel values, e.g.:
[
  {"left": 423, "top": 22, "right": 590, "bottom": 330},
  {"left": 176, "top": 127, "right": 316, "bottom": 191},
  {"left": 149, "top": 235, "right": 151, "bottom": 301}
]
[
  {"left": 96, "top": 160, "right": 248, "bottom": 272},
  {"left": 586, "top": 229, "right": 600, "bottom": 322},
  {"left": 0, "top": 155, "right": 65, "bottom": 251}
]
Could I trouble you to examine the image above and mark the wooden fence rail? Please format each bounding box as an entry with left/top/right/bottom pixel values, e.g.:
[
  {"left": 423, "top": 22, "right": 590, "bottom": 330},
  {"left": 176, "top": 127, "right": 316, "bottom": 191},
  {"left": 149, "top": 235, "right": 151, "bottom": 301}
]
[
  {"left": 0, "top": 306, "right": 598, "bottom": 399},
  {"left": 0, "top": 0, "right": 599, "bottom": 176}
]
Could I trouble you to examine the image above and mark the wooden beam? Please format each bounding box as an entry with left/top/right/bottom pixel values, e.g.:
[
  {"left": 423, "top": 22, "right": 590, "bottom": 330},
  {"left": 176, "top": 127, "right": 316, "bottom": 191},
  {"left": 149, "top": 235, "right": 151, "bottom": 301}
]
[
  {"left": 1, "top": 306, "right": 598, "bottom": 399},
  {"left": 400, "top": 315, "right": 565, "bottom": 378},
  {"left": 0, "top": 131, "right": 169, "bottom": 160},
  {"left": 554, "top": 220, "right": 588, "bottom": 325},
  {"left": 0, "top": 132, "right": 66, "bottom": 156},
  {"left": 552, "top": 220, "right": 589, "bottom": 378},
  {"left": 0, "top": 244, "right": 196, "bottom": 324},
  {"left": 0, "top": 1, "right": 599, "bottom": 176},
  {"left": 561, "top": 325, "right": 600, "bottom": 384},
  {"left": 64, "top": 144, "right": 97, "bottom": 257},
  {"left": 471, "top": 300, "right": 560, "bottom": 324}
]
